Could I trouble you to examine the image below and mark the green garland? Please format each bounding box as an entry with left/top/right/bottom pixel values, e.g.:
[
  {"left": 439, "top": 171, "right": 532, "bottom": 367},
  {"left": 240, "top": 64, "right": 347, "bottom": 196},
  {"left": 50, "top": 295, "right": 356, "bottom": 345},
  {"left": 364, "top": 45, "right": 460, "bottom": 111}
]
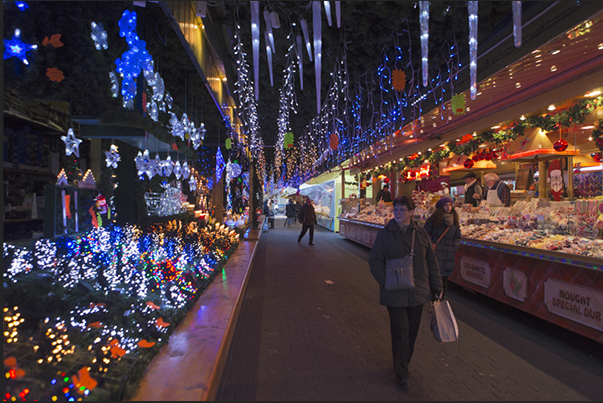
[{"left": 362, "top": 96, "right": 603, "bottom": 181}]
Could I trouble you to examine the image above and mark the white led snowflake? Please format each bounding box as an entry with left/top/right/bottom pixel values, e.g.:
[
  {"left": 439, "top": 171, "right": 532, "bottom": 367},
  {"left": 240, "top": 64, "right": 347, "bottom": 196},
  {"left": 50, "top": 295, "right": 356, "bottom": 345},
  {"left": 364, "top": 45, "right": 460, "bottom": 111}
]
[{"left": 105, "top": 144, "right": 121, "bottom": 169}]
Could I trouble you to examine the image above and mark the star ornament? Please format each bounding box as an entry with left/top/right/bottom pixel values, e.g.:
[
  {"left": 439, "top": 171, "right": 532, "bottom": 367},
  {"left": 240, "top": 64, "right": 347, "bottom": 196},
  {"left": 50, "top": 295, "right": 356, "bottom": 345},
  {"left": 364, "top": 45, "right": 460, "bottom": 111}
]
[
  {"left": 61, "top": 128, "right": 83, "bottom": 158},
  {"left": 105, "top": 144, "right": 121, "bottom": 169},
  {"left": 4, "top": 29, "right": 38, "bottom": 65}
]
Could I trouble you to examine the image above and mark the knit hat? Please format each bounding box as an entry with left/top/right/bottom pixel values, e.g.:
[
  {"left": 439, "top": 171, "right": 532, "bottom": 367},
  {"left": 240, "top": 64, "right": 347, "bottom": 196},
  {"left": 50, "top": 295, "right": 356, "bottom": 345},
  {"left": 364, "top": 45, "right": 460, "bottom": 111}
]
[{"left": 436, "top": 197, "right": 454, "bottom": 209}]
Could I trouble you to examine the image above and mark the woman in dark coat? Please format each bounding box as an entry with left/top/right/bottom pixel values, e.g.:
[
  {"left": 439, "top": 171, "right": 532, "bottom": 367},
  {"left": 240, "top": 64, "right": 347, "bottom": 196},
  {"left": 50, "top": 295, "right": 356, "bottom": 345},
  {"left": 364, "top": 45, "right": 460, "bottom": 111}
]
[
  {"left": 368, "top": 196, "right": 442, "bottom": 391},
  {"left": 423, "top": 197, "right": 462, "bottom": 299}
]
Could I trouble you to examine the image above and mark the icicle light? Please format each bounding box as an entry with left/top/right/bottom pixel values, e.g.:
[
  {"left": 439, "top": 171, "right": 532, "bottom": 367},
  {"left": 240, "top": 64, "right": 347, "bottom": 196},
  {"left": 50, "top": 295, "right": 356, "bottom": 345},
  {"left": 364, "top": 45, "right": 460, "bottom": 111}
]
[
  {"left": 265, "top": 31, "right": 274, "bottom": 86},
  {"left": 297, "top": 35, "right": 304, "bottom": 90},
  {"left": 420, "top": 1, "right": 429, "bottom": 87},
  {"left": 513, "top": 1, "right": 522, "bottom": 48},
  {"left": 324, "top": 1, "right": 332, "bottom": 27},
  {"left": 300, "top": 19, "right": 313, "bottom": 62},
  {"left": 468, "top": 1, "right": 478, "bottom": 100},
  {"left": 313, "top": 1, "right": 322, "bottom": 114},
  {"left": 251, "top": 1, "right": 260, "bottom": 101},
  {"left": 335, "top": 1, "right": 341, "bottom": 28}
]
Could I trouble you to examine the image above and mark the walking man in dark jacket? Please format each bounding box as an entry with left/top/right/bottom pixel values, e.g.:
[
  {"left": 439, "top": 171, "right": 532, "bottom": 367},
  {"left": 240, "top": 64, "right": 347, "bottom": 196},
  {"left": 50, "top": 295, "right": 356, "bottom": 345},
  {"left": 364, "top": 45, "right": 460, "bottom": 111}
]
[{"left": 297, "top": 197, "right": 317, "bottom": 245}]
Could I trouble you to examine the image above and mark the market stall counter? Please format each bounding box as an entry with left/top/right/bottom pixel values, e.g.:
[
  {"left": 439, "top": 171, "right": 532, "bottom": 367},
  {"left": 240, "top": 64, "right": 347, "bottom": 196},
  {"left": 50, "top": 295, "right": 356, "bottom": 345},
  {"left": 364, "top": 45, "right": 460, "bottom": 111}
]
[{"left": 337, "top": 194, "right": 603, "bottom": 343}]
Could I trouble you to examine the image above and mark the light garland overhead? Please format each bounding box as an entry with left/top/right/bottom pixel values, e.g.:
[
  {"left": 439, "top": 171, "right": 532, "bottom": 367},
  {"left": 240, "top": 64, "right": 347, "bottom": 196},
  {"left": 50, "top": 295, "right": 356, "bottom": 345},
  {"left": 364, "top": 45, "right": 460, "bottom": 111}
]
[{"left": 313, "top": 1, "right": 322, "bottom": 114}]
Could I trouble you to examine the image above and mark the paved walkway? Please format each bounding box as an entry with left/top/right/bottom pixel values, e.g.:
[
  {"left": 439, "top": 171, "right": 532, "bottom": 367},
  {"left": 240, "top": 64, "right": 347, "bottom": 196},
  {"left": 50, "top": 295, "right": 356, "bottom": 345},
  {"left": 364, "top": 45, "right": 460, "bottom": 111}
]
[{"left": 215, "top": 218, "right": 603, "bottom": 401}]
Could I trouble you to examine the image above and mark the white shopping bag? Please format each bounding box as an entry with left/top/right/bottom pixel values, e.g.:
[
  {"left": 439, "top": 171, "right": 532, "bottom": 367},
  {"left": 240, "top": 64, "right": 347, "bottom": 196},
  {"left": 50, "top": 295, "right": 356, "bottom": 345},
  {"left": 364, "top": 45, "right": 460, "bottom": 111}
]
[{"left": 429, "top": 300, "right": 459, "bottom": 342}]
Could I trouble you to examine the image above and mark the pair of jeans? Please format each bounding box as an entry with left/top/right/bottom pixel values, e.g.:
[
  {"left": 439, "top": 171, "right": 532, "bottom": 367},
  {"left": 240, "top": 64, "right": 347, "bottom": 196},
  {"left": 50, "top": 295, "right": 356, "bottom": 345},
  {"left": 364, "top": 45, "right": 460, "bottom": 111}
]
[
  {"left": 298, "top": 224, "right": 314, "bottom": 243},
  {"left": 386, "top": 305, "right": 424, "bottom": 380}
]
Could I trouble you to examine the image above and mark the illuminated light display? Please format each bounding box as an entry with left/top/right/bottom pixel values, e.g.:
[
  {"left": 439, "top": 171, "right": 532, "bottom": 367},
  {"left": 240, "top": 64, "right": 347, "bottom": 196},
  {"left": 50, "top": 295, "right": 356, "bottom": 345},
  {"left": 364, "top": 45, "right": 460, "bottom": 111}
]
[
  {"left": 90, "top": 21, "right": 108, "bottom": 50},
  {"left": 61, "top": 128, "right": 83, "bottom": 158},
  {"left": 3, "top": 28, "right": 37, "bottom": 65}
]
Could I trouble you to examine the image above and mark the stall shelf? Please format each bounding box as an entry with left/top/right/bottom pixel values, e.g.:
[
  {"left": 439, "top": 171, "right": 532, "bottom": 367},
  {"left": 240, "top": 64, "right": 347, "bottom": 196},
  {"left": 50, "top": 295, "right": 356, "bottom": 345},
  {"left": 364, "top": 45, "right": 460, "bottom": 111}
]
[{"left": 337, "top": 209, "right": 603, "bottom": 343}]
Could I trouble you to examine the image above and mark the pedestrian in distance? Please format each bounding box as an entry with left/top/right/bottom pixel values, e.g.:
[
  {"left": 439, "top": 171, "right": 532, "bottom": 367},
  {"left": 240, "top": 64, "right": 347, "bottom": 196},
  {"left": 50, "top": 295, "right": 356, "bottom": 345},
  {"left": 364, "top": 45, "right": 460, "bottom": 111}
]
[
  {"left": 297, "top": 197, "right": 316, "bottom": 245},
  {"left": 268, "top": 199, "right": 276, "bottom": 229},
  {"left": 285, "top": 199, "right": 296, "bottom": 227},
  {"left": 423, "top": 197, "right": 462, "bottom": 299},
  {"left": 368, "top": 195, "right": 443, "bottom": 391}
]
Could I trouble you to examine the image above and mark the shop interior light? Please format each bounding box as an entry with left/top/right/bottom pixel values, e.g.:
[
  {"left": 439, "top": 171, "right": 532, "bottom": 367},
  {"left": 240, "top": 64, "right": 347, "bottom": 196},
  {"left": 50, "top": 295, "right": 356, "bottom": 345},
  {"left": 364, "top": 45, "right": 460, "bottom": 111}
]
[
  {"left": 548, "top": 104, "right": 556, "bottom": 111},
  {"left": 582, "top": 125, "right": 595, "bottom": 130},
  {"left": 585, "top": 90, "right": 602, "bottom": 97}
]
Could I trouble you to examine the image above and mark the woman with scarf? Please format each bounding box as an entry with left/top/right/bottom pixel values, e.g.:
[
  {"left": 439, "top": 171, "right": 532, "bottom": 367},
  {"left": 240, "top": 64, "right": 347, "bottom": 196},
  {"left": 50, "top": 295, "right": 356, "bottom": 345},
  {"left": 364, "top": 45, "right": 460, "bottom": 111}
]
[{"left": 423, "top": 197, "right": 462, "bottom": 299}]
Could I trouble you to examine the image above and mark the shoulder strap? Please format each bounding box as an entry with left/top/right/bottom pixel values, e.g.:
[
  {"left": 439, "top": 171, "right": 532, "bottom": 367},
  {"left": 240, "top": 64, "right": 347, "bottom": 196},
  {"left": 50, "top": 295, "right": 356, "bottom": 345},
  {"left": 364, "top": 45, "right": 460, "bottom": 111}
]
[
  {"left": 410, "top": 229, "right": 415, "bottom": 256},
  {"left": 434, "top": 225, "right": 450, "bottom": 246}
]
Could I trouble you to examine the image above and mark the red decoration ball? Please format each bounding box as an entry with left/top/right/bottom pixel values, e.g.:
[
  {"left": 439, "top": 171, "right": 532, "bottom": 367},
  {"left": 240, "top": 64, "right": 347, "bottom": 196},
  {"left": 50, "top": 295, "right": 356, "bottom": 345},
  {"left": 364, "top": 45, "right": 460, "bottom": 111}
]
[
  {"left": 593, "top": 152, "right": 603, "bottom": 163},
  {"left": 464, "top": 159, "right": 474, "bottom": 169},
  {"left": 553, "top": 139, "right": 568, "bottom": 152}
]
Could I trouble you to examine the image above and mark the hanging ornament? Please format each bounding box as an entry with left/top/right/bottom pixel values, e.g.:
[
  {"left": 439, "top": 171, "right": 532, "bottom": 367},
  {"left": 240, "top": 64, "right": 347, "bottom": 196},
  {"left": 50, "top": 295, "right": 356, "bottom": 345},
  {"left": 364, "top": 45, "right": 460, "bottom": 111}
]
[
  {"left": 392, "top": 69, "right": 406, "bottom": 91},
  {"left": 173, "top": 160, "right": 183, "bottom": 180},
  {"left": 105, "top": 144, "right": 120, "bottom": 168},
  {"left": 592, "top": 152, "right": 602, "bottom": 163},
  {"left": 143, "top": 59, "right": 156, "bottom": 86},
  {"left": 152, "top": 73, "right": 165, "bottom": 103},
  {"left": 181, "top": 161, "right": 190, "bottom": 180},
  {"left": 109, "top": 71, "right": 119, "bottom": 97},
  {"left": 61, "top": 128, "right": 83, "bottom": 158},
  {"left": 225, "top": 138, "right": 232, "bottom": 149},
  {"left": 330, "top": 132, "right": 339, "bottom": 150},
  {"left": 284, "top": 132, "right": 294, "bottom": 149},
  {"left": 464, "top": 159, "right": 474, "bottom": 169},
  {"left": 215, "top": 148, "right": 226, "bottom": 183},
  {"left": 42, "top": 34, "right": 64, "bottom": 48},
  {"left": 147, "top": 98, "right": 159, "bottom": 121},
  {"left": 297, "top": 35, "right": 304, "bottom": 90},
  {"left": 513, "top": 1, "right": 522, "bottom": 48},
  {"left": 3, "top": 29, "right": 38, "bottom": 65},
  {"left": 91, "top": 22, "right": 108, "bottom": 50},
  {"left": 134, "top": 151, "right": 147, "bottom": 176},
  {"left": 161, "top": 155, "right": 174, "bottom": 177},
  {"left": 165, "top": 92, "right": 173, "bottom": 110},
  {"left": 46, "top": 67, "right": 65, "bottom": 82},
  {"left": 145, "top": 153, "right": 157, "bottom": 180},
  {"left": 554, "top": 138, "right": 568, "bottom": 152},
  {"left": 153, "top": 154, "right": 163, "bottom": 177},
  {"left": 451, "top": 94, "right": 466, "bottom": 115},
  {"left": 419, "top": 1, "right": 429, "bottom": 87},
  {"left": 188, "top": 175, "right": 197, "bottom": 192},
  {"left": 468, "top": 1, "right": 478, "bottom": 100},
  {"left": 264, "top": 31, "right": 274, "bottom": 87},
  {"left": 169, "top": 112, "right": 185, "bottom": 140}
]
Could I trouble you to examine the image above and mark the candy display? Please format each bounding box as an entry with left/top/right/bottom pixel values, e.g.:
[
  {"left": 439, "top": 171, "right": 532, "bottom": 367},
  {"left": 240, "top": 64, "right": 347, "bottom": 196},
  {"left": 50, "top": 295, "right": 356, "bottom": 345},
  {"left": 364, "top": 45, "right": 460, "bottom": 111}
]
[{"left": 339, "top": 195, "right": 603, "bottom": 259}]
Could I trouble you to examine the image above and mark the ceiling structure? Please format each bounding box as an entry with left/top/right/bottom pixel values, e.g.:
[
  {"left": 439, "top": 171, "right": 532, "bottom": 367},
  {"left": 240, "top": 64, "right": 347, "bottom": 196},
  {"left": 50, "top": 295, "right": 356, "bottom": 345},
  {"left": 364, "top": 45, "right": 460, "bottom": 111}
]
[{"left": 200, "top": 1, "right": 603, "bottom": 184}]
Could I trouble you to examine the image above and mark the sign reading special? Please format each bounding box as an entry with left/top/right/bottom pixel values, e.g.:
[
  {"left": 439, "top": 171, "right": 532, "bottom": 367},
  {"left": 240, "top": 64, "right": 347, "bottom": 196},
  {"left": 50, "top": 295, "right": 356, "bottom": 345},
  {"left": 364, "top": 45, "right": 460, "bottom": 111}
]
[
  {"left": 459, "top": 256, "right": 491, "bottom": 288},
  {"left": 544, "top": 278, "right": 603, "bottom": 331}
]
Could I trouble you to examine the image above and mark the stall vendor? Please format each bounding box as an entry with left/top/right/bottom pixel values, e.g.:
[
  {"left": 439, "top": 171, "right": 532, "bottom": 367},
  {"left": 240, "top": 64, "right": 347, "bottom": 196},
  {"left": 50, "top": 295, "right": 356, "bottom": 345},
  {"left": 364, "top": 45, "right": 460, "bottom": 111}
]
[
  {"left": 462, "top": 172, "right": 483, "bottom": 207},
  {"left": 484, "top": 172, "right": 511, "bottom": 207}
]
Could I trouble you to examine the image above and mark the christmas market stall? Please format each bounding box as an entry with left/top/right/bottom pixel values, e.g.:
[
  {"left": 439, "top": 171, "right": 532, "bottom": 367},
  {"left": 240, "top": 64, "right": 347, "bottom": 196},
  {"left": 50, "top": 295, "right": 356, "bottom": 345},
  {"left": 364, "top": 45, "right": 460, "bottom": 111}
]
[{"left": 338, "top": 11, "right": 603, "bottom": 343}]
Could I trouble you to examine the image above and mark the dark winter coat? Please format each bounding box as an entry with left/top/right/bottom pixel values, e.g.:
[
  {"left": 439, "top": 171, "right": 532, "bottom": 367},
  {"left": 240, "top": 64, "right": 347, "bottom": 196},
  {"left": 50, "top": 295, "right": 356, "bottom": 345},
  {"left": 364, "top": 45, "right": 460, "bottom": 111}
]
[
  {"left": 369, "top": 219, "right": 442, "bottom": 307},
  {"left": 298, "top": 203, "right": 316, "bottom": 225},
  {"left": 286, "top": 202, "right": 297, "bottom": 218},
  {"left": 423, "top": 217, "right": 462, "bottom": 277}
]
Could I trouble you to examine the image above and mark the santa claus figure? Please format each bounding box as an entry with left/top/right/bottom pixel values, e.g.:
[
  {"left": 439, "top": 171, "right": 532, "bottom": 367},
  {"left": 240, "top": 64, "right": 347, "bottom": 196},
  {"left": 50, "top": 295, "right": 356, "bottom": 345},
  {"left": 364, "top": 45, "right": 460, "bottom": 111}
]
[{"left": 547, "top": 159, "right": 564, "bottom": 201}]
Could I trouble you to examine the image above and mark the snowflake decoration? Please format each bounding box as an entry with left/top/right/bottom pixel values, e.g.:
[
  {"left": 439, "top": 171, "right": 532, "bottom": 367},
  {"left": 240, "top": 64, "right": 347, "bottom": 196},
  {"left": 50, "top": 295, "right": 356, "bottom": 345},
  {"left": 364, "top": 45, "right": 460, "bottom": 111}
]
[
  {"left": 153, "top": 154, "right": 163, "bottom": 177},
  {"left": 105, "top": 144, "right": 121, "bottom": 168},
  {"left": 4, "top": 29, "right": 37, "bottom": 65},
  {"left": 90, "top": 22, "right": 108, "bottom": 50},
  {"left": 181, "top": 162, "right": 190, "bottom": 180},
  {"left": 152, "top": 72, "right": 165, "bottom": 102},
  {"left": 147, "top": 98, "right": 159, "bottom": 121},
  {"left": 61, "top": 128, "right": 83, "bottom": 158},
  {"left": 168, "top": 112, "right": 185, "bottom": 140}
]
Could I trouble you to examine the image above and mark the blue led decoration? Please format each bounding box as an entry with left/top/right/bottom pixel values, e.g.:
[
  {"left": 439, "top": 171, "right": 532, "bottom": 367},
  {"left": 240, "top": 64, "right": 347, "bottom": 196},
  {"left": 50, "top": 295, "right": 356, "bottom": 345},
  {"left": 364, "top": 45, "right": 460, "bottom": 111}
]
[
  {"left": 114, "top": 10, "right": 153, "bottom": 102},
  {"left": 3, "top": 29, "right": 37, "bottom": 65},
  {"left": 215, "top": 147, "right": 226, "bottom": 184},
  {"left": 12, "top": 1, "right": 29, "bottom": 11}
]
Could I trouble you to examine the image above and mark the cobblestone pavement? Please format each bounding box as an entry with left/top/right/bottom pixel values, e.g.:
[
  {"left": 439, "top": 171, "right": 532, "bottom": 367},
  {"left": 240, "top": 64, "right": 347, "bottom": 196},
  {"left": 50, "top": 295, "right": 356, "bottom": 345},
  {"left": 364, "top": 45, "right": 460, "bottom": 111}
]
[{"left": 216, "top": 219, "right": 603, "bottom": 401}]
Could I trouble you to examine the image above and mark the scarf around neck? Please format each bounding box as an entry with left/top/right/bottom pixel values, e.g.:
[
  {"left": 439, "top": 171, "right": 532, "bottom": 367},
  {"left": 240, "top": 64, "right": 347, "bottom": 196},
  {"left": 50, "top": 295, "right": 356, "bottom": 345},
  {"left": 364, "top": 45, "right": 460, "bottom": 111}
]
[
  {"left": 443, "top": 213, "right": 454, "bottom": 226},
  {"left": 464, "top": 178, "right": 477, "bottom": 192}
]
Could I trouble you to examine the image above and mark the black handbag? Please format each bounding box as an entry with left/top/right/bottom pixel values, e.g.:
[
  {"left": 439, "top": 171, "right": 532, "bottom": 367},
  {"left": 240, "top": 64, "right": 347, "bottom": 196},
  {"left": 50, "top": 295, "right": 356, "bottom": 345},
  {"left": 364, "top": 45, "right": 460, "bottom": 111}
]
[{"left": 384, "top": 230, "right": 415, "bottom": 291}]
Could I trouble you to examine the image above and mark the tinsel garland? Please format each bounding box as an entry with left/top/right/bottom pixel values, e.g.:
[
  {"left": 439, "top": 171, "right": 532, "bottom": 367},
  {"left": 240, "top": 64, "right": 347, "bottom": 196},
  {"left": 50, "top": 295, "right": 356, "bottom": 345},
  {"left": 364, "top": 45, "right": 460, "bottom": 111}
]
[{"left": 360, "top": 96, "right": 603, "bottom": 182}]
